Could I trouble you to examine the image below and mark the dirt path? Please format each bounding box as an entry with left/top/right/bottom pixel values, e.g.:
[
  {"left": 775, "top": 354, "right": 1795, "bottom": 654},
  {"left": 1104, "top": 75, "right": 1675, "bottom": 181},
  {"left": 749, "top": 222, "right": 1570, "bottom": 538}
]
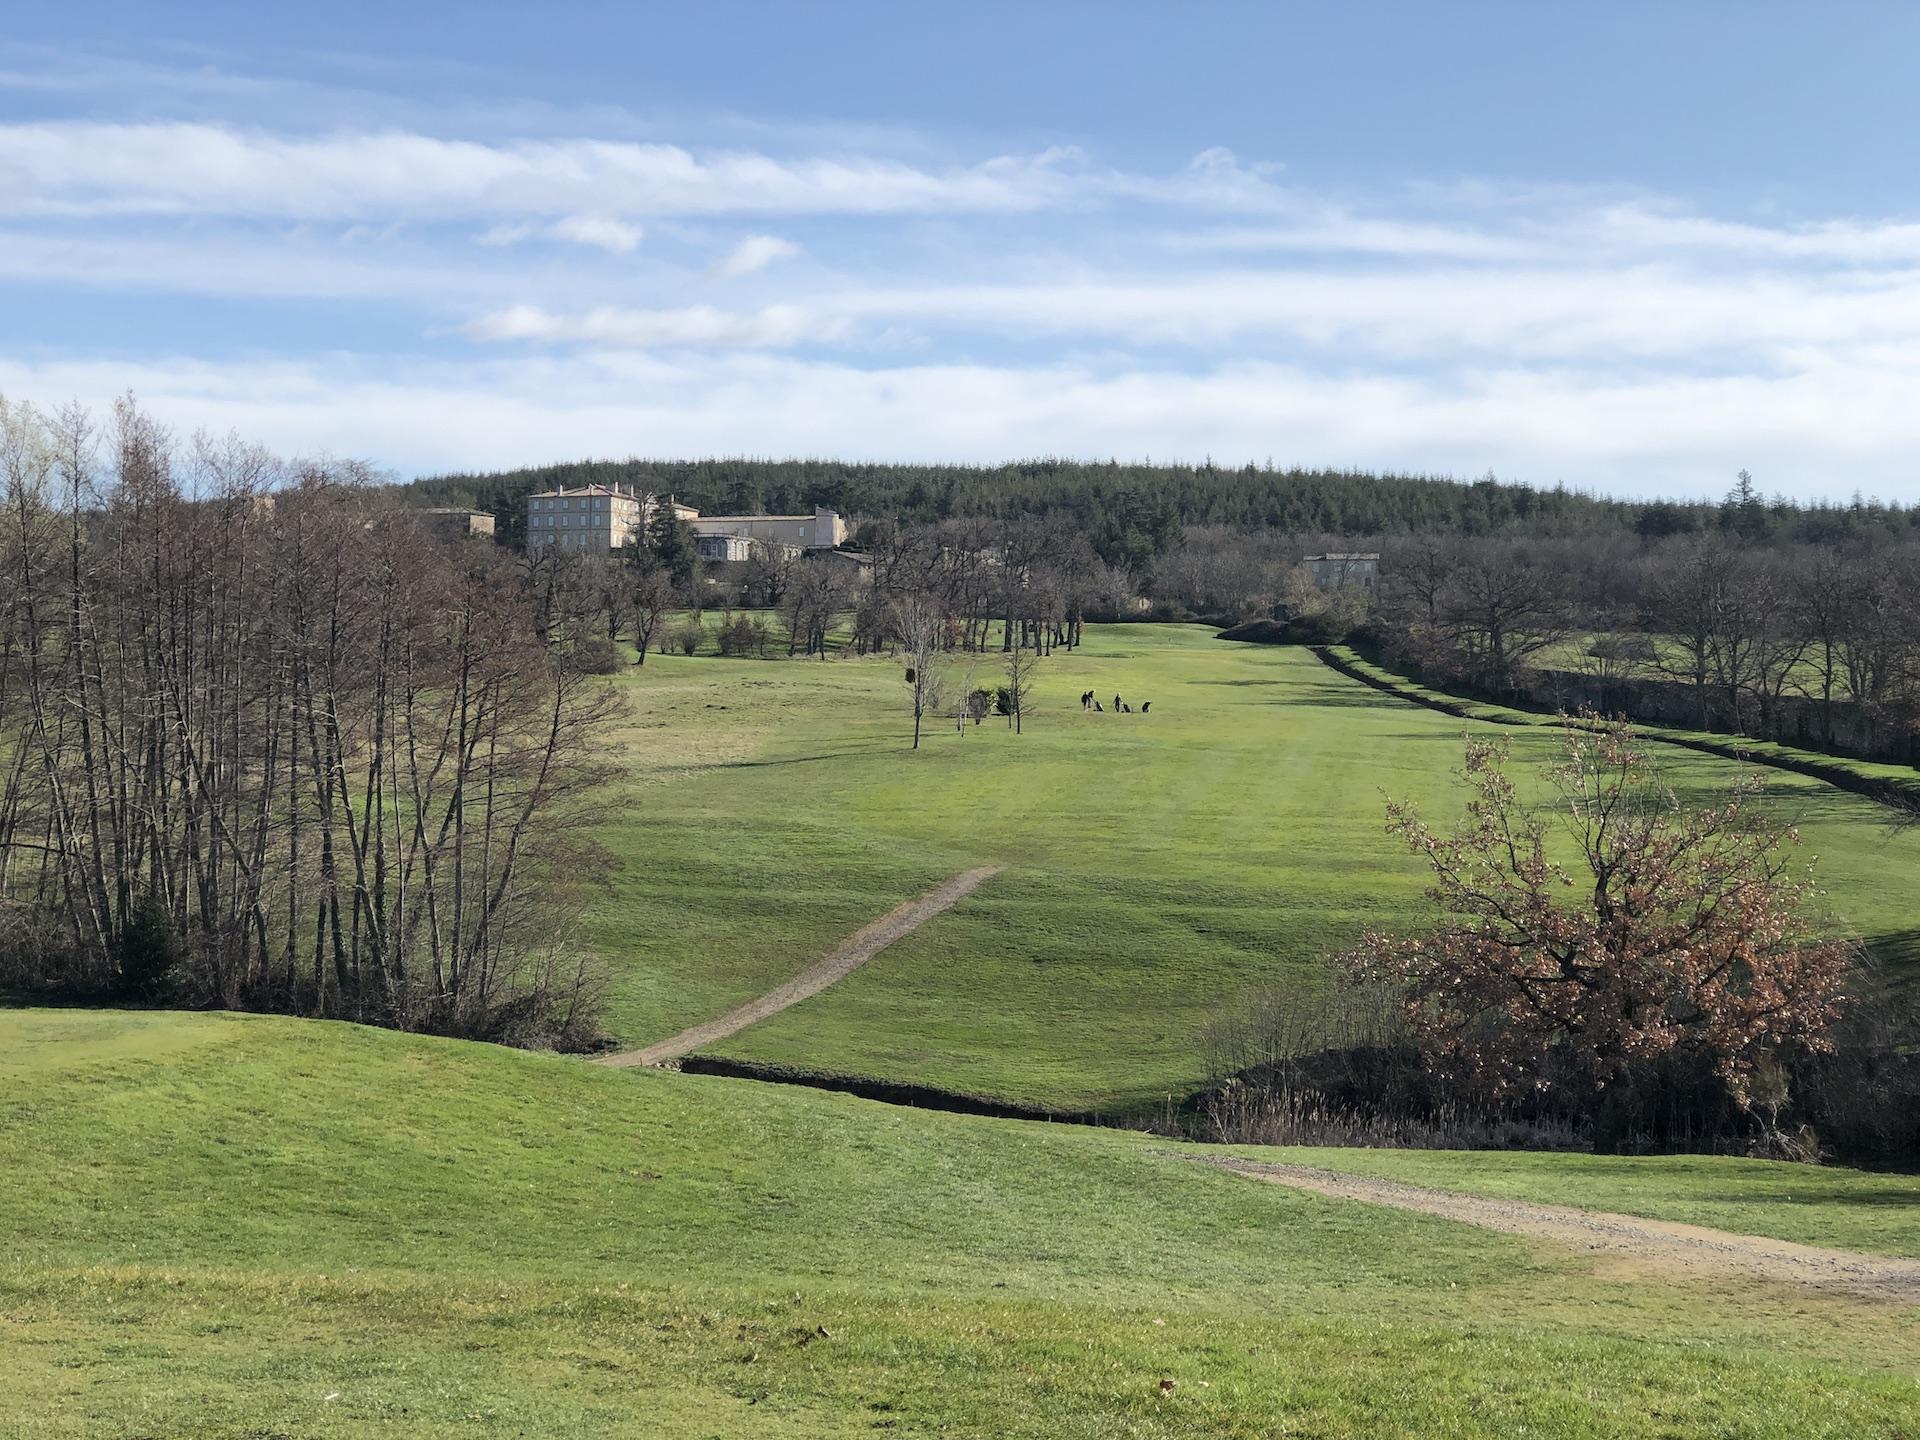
[
  {"left": 599, "top": 865, "right": 1004, "bottom": 1070},
  {"left": 1196, "top": 1156, "right": 1920, "bottom": 1304}
]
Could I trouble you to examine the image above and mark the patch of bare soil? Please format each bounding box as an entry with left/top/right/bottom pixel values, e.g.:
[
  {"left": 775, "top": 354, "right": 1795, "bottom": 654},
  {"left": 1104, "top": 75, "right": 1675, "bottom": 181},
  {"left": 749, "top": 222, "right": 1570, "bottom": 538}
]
[
  {"left": 1196, "top": 1156, "right": 1920, "bottom": 1304},
  {"left": 599, "top": 865, "right": 1005, "bottom": 1069}
]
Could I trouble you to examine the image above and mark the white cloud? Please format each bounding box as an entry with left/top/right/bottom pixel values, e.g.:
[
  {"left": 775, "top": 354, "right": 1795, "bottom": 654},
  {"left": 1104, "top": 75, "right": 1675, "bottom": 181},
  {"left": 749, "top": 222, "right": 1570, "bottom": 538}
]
[
  {"left": 1176, "top": 217, "right": 1539, "bottom": 262},
  {"left": 6, "top": 349, "right": 1919, "bottom": 500},
  {"left": 711, "top": 233, "right": 798, "bottom": 278},
  {"left": 1179, "top": 195, "right": 1920, "bottom": 269},
  {"left": 1591, "top": 204, "right": 1920, "bottom": 264},
  {"left": 545, "top": 215, "right": 645, "bottom": 253},
  {"left": 476, "top": 221, "right": 534, "bottom": 247},
  {"left": 0, "top": 122, "right": 1097, "bottom": 220},
  {"left": 9, "top": 95, "right": 1920, "bottom": 504},
  {"left": 0, "top": 225, "right": 525, "bottom": 301},
  {"left": 476, "top": 216, "right": 644, "bottom": 252},
  {"left": 463, "top": 303, "right": 845, "bottom": 348},
  {"left": 461, "top": 265, "right": 1920, "bottom": 364}
]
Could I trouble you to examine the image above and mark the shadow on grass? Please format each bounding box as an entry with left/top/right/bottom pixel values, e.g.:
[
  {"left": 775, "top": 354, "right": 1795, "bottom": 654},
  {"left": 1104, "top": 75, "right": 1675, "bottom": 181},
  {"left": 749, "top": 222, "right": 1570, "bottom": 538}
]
[
  {"left": 1253, "top": 689, "right": 1404, "bottom": 711},
  {"left": 718, "top": 740, "right": 901, "bottom": 769},
  {"left": 0, "top": 987, "right": 98, "bottom": 1010},
  {"left": 1863, "top": 929, "right": 1920, "bottom": 986},
  {"left": 1741, "top": 1188, "right": 1920, "bottom": 1208}
]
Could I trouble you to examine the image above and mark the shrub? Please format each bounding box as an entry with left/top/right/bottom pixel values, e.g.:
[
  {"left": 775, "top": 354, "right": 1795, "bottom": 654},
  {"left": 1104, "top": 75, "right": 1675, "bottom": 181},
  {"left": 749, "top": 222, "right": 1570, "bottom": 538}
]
[
  {"left": 114, "top": 893, "right": 179, "bottom": 1003},
  {"left": 1218, "top": 612, "right": 1365, "bottom": 646},
  {"left": 716, "top": 612, "right": 770, "bottom": 657},
  {"left": 1287, "top": 607, "right": 1356, "bottom": 645},
  {"left": 570, "top": 636, "right": 623, "bottom": 674},
  {"left": 1215, "top": 618, "right": 1292, "bottom": 644},
  {"left": 0, "top": 900, "right": 89, "bottom": 994},
  {"left": 1343, "top": 721, "right": 1851, "bottom": 1112},
  {"left": 672, "top": 619, "right": 703, "bottom": 656}
]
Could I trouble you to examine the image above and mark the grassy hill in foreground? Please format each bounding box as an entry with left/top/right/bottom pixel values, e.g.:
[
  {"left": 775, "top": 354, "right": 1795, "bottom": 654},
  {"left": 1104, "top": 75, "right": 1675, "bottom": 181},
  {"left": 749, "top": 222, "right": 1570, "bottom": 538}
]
[
  {"left": 585, "top": 626, "right": 1920, "bottom": 1113},
  {"left": 3, "top": 1008, "right": 1918, "bottom": 1438}
]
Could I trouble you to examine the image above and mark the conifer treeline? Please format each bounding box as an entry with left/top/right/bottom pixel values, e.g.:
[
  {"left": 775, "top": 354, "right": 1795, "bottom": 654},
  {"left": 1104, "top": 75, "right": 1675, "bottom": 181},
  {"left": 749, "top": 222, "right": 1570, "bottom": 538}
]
[{"left": 408, "top": 456, "right": 1919, "bottom": 566}]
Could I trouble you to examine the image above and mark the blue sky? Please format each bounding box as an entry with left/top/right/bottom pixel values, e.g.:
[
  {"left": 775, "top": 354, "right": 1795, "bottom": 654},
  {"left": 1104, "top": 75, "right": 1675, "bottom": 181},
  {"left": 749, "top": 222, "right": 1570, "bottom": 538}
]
[{"left": 5, "top": 2, "right": 1920, "bottom": 498}]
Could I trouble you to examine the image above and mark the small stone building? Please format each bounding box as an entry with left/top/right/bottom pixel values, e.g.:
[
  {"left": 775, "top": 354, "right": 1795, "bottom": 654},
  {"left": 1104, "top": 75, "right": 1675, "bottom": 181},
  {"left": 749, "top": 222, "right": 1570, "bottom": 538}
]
[
  {"left": 420, "top": 508, "right": 496, "bottom": 541},
  {"left": 1303, "top": 552, "right": 1380, "bottom": 592}
]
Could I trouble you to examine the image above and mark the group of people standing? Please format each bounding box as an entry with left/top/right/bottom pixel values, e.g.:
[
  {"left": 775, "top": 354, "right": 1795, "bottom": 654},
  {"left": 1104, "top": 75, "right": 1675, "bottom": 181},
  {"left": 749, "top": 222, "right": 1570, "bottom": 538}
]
[{"left": 1081, "top": 691, "right": 1149, "bottom": 714}]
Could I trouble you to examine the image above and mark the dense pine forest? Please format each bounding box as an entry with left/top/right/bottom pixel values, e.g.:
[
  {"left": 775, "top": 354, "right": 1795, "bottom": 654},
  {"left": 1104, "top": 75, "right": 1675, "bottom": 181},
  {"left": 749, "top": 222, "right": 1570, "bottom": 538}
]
[{"left": 407, "top": 457, "right": 1919, "bottom": 564}]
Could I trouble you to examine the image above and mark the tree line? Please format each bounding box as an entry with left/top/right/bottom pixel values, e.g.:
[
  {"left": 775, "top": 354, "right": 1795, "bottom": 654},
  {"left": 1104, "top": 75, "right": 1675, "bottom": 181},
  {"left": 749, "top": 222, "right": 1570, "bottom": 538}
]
[
  {"left": 0, "top": 397, "right": 618, "bottom": 1045},
  {"left": 407, "top": 456, "right": 1920, "bottom": 571},
  {"left": 1135, "top": 507, "right": 1920, "bottom": 764},
  {"left": 409, "top": 454, "right": 1920, "bottom": 766},
  {"left": 1359, "top": 530, "right": 1920, "bottom": 762}
]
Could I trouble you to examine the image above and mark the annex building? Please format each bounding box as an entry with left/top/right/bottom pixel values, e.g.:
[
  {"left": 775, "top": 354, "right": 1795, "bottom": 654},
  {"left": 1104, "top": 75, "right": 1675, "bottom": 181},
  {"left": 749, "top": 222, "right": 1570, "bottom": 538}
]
[{"left": 525, "top": 484, "right": 847, "bottom": 559}]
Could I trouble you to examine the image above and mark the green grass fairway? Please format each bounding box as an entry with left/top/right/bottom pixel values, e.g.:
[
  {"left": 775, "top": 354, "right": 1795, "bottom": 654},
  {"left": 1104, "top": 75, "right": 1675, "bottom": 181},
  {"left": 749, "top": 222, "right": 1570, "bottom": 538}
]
[
  {"left": 3, "top": 1010, "right": 1917, "bottom": 1438},
  {"left": 591, "top": 625, "right": 1920, "bottom": 1113}
]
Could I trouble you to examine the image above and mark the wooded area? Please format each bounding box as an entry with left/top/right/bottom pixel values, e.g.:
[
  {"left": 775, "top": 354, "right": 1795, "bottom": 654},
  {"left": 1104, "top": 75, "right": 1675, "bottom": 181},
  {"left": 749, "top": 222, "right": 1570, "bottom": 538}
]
[
  {"left": 1361, "top": 530, "right": 1920, "bottom": 763},
  {"left": 0, "top": 398, "right": 617, "bottom": 1043},
  {"left": 408, "top": 456, "right": 1920, "bottom": 568}
]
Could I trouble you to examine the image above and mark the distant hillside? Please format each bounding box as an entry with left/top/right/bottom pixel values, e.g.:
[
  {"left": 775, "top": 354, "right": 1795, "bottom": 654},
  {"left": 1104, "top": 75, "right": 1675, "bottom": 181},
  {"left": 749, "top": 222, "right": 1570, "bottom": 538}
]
[{"left": 404, "top": 457, "right": 1915, "bottom": 563}]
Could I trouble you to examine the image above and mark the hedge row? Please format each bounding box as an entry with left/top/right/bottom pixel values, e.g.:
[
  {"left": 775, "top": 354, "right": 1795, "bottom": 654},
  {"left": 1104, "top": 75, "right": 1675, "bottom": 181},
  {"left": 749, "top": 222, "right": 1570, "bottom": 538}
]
[{"left": 1313, "top": 646, "right": 1920, "bottom": 816}]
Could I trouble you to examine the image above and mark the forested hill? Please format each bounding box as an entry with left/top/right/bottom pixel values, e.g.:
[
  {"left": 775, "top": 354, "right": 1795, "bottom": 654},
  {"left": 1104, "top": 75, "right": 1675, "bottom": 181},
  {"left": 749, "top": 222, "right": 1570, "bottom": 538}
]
[{"left": 404, "top": 457, "right": 1914, "bottom": 562}]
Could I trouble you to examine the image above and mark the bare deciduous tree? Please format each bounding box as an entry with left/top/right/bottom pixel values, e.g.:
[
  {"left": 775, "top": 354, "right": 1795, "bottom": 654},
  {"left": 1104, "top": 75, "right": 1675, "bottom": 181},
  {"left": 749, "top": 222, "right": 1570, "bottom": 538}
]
[
  {"left": 893, "top": 592, "right": 946, "bottom": 750},
  {"left": 1640, "top": 533, "right": 1739, "bottom": 730},
  {"left": 0, "top": 396, "right": 621, "bottom": 1046},
  {"left": 1435, "top": 539, "right": 1571, "bottom": 695},
  {"left": 627, "top": 562, "right": 677, "bottom": 665},
  {"left": 1002, "top": 638, "right": 1039, "bottom": 734}
]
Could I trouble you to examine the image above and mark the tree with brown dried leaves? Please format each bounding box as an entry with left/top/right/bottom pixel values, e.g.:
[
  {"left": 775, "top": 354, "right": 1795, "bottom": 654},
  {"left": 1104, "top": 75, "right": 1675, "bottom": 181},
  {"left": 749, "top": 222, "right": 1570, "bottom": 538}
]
[{"left": 1341, "top": 718, "right": 1854, "bottom": 1105}]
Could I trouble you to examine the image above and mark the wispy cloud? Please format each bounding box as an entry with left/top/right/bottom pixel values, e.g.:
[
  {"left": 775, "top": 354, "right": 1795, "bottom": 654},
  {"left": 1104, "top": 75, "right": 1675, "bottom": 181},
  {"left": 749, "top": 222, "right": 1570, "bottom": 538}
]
[
  {"left": 8, "top": 57, "right": 1920, "bottom": 498},
  {"left": 479, "top": 214, "right": 645, "bottom": 252},
  {"left": 547, "top": 215, "right": 645, "bottom": 253},
  {"left": 7, "top": 347, "right": 1917, "bottom": 499},
  {"left": 0, "top": 122, "right": 1105, "bottom": 220},
  {"left": 1589, "top": 204, "right": 1920, "bottom": 264},
  {"left": 710, "top": 234, "right": 798, "bottom": 278},
  {"left": 463, "top": 303, "right": 845, "bottom": 348},
  {"left": 458, "top": 265, "right": 1920, "bottom": 363}
]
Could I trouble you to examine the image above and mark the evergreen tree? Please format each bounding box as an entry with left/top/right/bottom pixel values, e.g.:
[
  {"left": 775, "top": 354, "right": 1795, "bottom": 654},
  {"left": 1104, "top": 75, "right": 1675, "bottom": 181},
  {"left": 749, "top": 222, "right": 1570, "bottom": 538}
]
[
  {"left": 1722, "top": 468, "right": 1770, "bottom": 539},
  {"left": 648, "top": 504, "right": 701, "bottom": 591}
]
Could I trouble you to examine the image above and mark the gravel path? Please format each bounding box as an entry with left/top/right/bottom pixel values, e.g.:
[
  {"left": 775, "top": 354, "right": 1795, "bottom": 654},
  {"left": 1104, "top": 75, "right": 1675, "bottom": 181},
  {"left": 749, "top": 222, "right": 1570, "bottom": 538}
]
[
  {"left": 1197, "top": 1156, "right": 1920, "bottom": 1304},
  {"left": 599, "top": 865, "right": 1004, "bottom": 1069}
]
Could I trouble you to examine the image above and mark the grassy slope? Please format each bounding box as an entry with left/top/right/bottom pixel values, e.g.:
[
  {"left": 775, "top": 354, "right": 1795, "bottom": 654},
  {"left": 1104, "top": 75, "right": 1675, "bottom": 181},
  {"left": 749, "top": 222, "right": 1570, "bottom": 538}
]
[
  {"left": 3, "top": 1010, "right": 1917, "bottom": 1438},
  {"left": 591, "top": 626, "right": 1920, "bottom": 1112}
]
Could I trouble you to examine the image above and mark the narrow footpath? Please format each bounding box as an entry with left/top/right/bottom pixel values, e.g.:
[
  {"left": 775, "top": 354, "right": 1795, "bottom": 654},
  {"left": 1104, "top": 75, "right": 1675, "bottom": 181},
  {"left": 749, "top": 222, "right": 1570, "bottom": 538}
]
[
  {"left": 1198, "top": 1155, "right": 1920, "bottom": 1304},
  {"left": 599, "top": 864, "right": 1005, "bottom": 1069}
]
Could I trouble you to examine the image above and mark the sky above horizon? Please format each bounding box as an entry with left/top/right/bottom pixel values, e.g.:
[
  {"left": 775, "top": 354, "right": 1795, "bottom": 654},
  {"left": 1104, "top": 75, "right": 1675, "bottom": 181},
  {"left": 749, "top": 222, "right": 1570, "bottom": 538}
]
[{"left": 5, "top": 2, "right": 1920, "bottom": 501}]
